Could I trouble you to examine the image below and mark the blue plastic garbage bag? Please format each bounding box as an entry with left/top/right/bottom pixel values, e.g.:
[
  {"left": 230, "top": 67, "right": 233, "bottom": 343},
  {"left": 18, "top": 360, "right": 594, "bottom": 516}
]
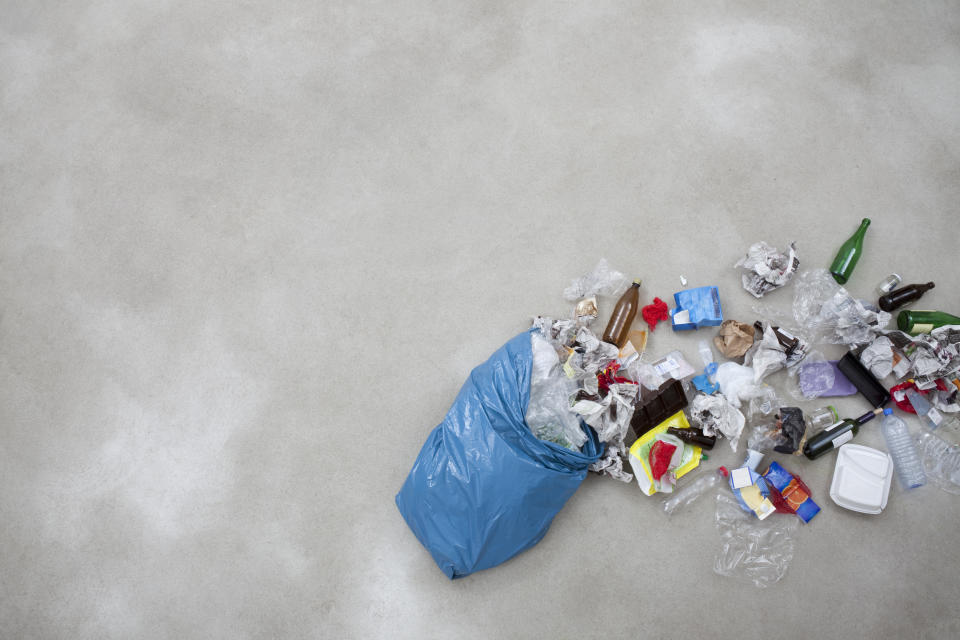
[{"left": 396, "top": 330, "right": 603, "bottom": 579}]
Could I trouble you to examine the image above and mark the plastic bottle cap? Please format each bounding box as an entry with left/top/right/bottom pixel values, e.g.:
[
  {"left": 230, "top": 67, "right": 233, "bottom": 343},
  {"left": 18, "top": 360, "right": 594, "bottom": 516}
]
[{"left": 883, "top": 408, "right": 893, "bottom": 415}]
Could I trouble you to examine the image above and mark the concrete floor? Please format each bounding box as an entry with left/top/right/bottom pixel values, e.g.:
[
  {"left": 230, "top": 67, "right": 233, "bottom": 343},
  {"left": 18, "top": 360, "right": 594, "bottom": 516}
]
[{"left": 2, "top": 1, "right": 960, "bottom": 638}]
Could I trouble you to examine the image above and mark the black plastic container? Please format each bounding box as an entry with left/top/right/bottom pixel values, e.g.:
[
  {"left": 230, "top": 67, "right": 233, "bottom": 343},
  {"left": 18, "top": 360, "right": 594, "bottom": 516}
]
[{"left": 836, "top": 352, "right": 890, "bottom": 407}]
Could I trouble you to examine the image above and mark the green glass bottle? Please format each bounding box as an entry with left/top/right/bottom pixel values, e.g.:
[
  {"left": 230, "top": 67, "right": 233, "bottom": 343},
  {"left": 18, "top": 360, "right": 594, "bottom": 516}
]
[
  {"left": 829, "top": 218, "right": 870, "bottom": 284},
  {"left": 897, "top": 310, "right": 960, "bottom": 335}
]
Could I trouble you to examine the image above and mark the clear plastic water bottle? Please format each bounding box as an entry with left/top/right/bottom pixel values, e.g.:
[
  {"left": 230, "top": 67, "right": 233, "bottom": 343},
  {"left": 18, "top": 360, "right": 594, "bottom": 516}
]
[
  {"left": 662, "top": 467, "right": 728, "bottom": 515},
  {"left": 880, "top": 408, "right": 926, "bottom": 489}
]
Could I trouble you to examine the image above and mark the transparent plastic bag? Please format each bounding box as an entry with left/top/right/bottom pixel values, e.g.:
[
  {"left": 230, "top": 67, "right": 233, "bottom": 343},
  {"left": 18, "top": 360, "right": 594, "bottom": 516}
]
[
  {"left": 792, "top": 269, "right": 891, "bottom": 346},
  {"left": 742, "top": 384, "right": 780, "bottom": 422},
  {"left": 714, "top": 493, "right": 798, "bottom": 588},
  {"left": 527, "top": 332, "right": 588, "bottom": 451},
  {"left": 662, "top": 468, "right": 727, "bottom": 515},
  {"left": 563, "top": 258, "right": 629, "bottom": 302}
]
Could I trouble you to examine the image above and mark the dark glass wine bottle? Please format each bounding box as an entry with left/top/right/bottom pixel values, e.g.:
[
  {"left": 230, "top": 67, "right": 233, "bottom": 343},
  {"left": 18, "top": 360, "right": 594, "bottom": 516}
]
[
  {"left": 829, "top": 218, "right": 870, "bottom": 284},
  {"left": 802, "top": 408, "right": 883, "bottom": 460},
  {"left": 602, "top": 279, "right": 641, "bottom": 348},
  {"left": 897, "top": 310, "right": 960, "bottom": 335},
  {"left": 878, "top": 282, "right": 935, "bottom": 312}
]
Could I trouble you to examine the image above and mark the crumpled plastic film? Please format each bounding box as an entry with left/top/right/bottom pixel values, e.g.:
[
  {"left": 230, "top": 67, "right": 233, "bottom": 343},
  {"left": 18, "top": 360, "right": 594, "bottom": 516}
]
[
  {"left": 742, "top": 385, "right": 780, "bottom": 422},
  {"left": 527, "top": 332, "right": 588, "bottom": 450},
  {"left": 714, "top": 493, "right": 799, "bottom": 588},
  {"left": 792, "top": 269, "right": 891, "bottom": 346},
  {"left": 746, "top": 408, "right": 805, "bottom": 454},
  {"left": 735, "top": 241, "right": 800, "bottom": 298},
  {"left": 715, "top": 362, "right": 757, "bottom": 409},
  {"left": 690, "top": 393, "right": 746, "bottom": 452},
  {"left": 563, "top": 258, "right": 629, "bottom": 302}
]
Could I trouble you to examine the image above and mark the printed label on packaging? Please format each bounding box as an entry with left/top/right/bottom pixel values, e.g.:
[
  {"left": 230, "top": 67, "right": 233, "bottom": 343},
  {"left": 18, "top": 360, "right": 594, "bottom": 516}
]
[
  {"left": 655, "top": 358, "right": 679, "bottom": 375},
  {"left": 824, "top": 420, "right": 844, "bottom": 433},
  {"left": 731, "top": 467, "right": 753, "bottom": 489},
  {"left": 928, "top": 408, "right": 944, "bottom": 427},
  {"left": 832, "top": 431, "right": 854, "bottom": 448}
]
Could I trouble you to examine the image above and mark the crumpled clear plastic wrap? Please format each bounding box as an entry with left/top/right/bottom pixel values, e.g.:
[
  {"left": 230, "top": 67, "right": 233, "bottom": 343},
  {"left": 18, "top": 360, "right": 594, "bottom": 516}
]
[
  {"left": 625, "top": 360, "right": 666, "bottom": 391},
  {"left": 563, "top": 258, "right": 629, "bottom": 302},
  {"left": 690, "top": 392, "right": 746, "bottom": 452},
  {"left": 714, "top": 493, "right": 798, "bottom": 588},
  {"left": 742, "top": 384, "right": 780, "bottom": 422},
  {"left": 527, "top": 332, "right": 588, "bottom": 450},
  {"left": 735, "top": 241, "right": 800, "bottom": 298},
  {"left": 715, "top": 362, "right": 762, "bottom": 411},
  {"left": 746, "top": 408, "right": 805, "bottom": 454},
  {"left": 792, "top": 269, "right": 891, "bottom": 346},
  {"left": 916, "top": 432, "right": 960, "bottom": 495}
]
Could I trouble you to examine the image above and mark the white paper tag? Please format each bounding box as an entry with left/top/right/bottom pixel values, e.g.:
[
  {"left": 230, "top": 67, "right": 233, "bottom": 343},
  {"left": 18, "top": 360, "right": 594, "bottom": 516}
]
[
  {"left": 928, "top": 408, "right": 944, "bottom": 427},
  {"left": 832, "top": 430, "right": 854, "bottom": 449},
  {"left": 654, "top": 357, "right": 679, "bottom": 375},
  {"left": 731, "top": 467, "right": 753, "bottom": 489},
  {"left": 672, "top": 309, "right": 691, "bottom": 325}
]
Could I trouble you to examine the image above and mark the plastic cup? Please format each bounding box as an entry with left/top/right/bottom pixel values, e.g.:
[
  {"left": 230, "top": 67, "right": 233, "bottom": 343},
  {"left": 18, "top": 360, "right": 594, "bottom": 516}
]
[{"left": 809, "top": 406, "right": 839, "bottom": 434}]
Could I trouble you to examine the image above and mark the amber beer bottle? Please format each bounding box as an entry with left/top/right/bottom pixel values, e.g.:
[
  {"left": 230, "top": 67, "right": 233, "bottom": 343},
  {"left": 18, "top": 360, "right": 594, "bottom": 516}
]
[
  {"left": 878, "top": 282, "right": 935, "bottom": 312},
  {"left": 602, "top": 279, "right": 641, "bottom": 348}
]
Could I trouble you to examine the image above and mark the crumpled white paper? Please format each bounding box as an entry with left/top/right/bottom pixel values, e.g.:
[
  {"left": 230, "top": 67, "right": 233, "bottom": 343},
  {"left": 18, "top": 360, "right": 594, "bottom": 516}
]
[
  {"left": 573, "top": 381, "right": 639, "bottom": 483},
  {"left": 690, "top": 392, "right": 746, "bottom": 452},
  {"left": 735, "top": 241, "right": 800, "bottom": 298},
  {"left": 859, "top": 335, "right": 894, "bottom": 380}
]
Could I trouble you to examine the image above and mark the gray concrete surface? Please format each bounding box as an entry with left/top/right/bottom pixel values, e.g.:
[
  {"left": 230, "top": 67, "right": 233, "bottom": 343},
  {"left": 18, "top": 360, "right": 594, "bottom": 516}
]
[{"left": 2, "top": 1, "right": 960, "bottom": 638}]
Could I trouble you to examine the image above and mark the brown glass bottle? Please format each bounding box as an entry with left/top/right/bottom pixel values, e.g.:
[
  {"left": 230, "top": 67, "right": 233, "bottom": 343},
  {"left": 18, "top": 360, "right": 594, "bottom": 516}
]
[
  {"left": 666, "top": 427, "right": 716, "bottom": 449},
  {"left": 878, "top": 282, "right": 935, "bottom": 312},
  {"left": 602, "top": 279, "right": 641, "bottom": 348}
]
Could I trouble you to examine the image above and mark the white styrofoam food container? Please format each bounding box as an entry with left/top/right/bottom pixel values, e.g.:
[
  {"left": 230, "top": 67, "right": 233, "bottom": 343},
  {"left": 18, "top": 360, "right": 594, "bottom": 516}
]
[{"left": 829, "top": 444, "right": 893, "bottom": 514}]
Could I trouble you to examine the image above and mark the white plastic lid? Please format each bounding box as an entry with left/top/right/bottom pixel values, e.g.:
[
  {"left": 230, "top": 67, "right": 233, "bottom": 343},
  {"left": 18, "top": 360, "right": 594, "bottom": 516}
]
[{"left": 829, "top": 444, "right": 893, "bottom": 515}]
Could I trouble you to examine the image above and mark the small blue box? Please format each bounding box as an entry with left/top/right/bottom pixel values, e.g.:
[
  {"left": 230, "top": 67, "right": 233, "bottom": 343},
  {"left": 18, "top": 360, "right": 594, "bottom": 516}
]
[{"left": 670, "top": 286, "right": 723, "bottom": 331}]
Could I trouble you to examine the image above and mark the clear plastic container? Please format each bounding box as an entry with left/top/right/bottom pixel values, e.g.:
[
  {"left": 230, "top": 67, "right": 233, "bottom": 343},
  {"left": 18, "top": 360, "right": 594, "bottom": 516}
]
[
  {"left": 906, "top": 389, "right": 960, "bottom": 446},
  {"left": 880, "top": 408, "right": 926, "bottom": 489},
  {"left": 662, "top": 467, "right": 728, "bottom": 515},
  {"left": 916, "top": 432, "right": 960, "bottom": 495}
]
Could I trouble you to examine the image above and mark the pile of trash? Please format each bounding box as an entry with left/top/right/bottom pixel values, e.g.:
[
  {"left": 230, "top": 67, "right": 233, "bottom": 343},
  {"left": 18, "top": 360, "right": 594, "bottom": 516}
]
[{"left": 398, "top": 221, "right": 960, "bottom": 584}]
